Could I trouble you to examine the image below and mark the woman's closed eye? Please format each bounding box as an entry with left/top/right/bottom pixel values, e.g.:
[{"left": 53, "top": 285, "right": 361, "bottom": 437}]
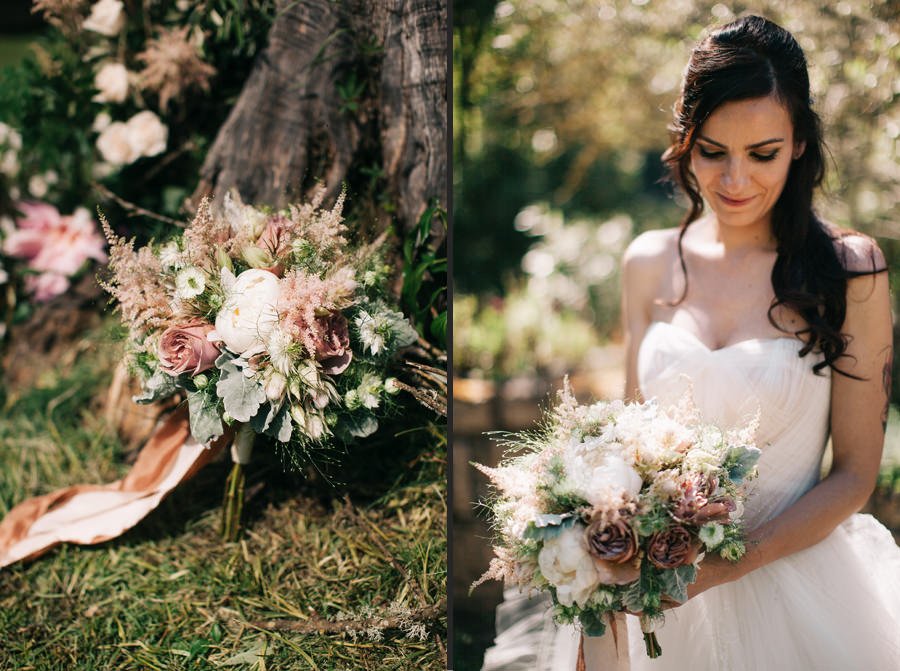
[{"left": 697, "top": 146, "right": 781, "bottom": 162}]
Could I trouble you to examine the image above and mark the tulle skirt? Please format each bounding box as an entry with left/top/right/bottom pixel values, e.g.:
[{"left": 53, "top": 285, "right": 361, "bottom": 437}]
[{"left": 483, "top": 514, "right": 900, "bottom": 671}]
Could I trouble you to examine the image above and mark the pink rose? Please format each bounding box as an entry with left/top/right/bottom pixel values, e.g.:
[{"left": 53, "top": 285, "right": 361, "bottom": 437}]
[
  {"left": 647, "top": 526, "right": 700, "bottom": 569},
  {"left": 311, "top": 312, "right": 352, "bottom": 374},
  {"left": 159, "top": 322, "right": 220, "bottom": 376}
]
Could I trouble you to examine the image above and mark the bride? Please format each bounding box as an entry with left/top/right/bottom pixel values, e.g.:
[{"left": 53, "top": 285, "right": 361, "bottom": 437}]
[{"left": 483, "top": 14, "right": 899, "bottom": 671}]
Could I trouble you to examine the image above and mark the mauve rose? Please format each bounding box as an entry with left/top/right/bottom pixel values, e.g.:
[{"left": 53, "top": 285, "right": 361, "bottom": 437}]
[
  {"left": 585, "top": 516, "right": 638, "bottom": 564},
  {"left": 647, "top": 526, "right": 700, "bottom": 569},
  {"left": 311, "top": 312, "right": 352, "bottom": 374},
  {"left": 585, "top": 516, "right": 641, "bottom": 584},
  {"left": 159, "top": 322, "right": 220, "bottom": 376}
]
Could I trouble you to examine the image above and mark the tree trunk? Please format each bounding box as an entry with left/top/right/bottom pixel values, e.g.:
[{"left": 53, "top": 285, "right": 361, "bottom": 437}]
[{"left": 191, "top": 0, "right": 447, "bottom": 237}]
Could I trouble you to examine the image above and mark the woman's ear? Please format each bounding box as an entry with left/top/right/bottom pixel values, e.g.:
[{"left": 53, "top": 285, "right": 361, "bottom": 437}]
[{"left": 792, "top": 141, "right": 806, "bottom": 160}]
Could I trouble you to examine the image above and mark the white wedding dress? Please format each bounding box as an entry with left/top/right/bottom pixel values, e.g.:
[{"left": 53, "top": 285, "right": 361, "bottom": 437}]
[{"left": 481, "top": 320, "right": 900, "bottom": 671}]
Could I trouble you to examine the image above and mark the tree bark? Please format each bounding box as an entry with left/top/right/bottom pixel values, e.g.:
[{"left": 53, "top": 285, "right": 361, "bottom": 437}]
[{"left": 191, "top": 0, "right": 447, "bottom": 236}]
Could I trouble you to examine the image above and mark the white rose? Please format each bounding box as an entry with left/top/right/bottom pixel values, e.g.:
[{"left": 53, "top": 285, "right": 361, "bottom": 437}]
[
  {"left": 83, "top": 0, "right": 126, "bottom": 36},
  {"left": 125, "top": 111, "right": 167, "bottom": 158},
  {"left": 96, "top": 121, "right": 137, "bottom": 165},
  {"left": 92, "top": 62, "right": 129, "bottom": 103},
  {"left": 214, "top": 269, "right": 281, "bottom": 354},
  {"left": 537, "top": 525, "right": 600, "bottom": 608}
]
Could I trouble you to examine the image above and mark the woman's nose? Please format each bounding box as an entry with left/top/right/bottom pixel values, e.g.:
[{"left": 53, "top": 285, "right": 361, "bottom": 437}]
[{"left": 721, "top": 158, "right": 750, "bottom": 190}]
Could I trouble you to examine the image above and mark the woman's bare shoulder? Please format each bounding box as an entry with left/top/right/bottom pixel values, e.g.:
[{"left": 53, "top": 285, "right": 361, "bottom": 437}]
[
  {"left": 823, "top": 223, "right": 887, "bottom": 274},
  {"left": 623, "top": 227, "right": 680, "bottom": 272}
]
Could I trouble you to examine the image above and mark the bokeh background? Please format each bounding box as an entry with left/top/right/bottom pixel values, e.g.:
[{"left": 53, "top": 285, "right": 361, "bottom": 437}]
[{"left": 452, "top": 1, "right": 900, "bottom": 669}]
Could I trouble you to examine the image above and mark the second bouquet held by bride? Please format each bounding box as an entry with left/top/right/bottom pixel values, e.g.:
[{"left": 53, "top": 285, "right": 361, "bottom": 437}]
[
  {"left": 101, "top": 189, "right": 418, "bottom": 538},
  {"left": 473, "top": 383, "right": 761, "bottom": 659}
]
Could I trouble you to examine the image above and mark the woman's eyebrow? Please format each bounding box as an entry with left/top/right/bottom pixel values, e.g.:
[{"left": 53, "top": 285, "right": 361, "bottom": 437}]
[{"left": 698, "top": 135, "right": 785, "bottom": 149}]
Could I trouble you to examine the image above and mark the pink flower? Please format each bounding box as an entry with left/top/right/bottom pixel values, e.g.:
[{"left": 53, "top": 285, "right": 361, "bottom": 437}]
[
  {"left": 158, "top": 322, "right": 220, "bottom": 376},
  {"left": 309, "top": 311, "right": 352, "bottom": 374},
  {"left": 4, "top": 203, "right": 108, "bottom": 277},
  {"left": 25, "top": 273, "right": 70, "bottom": 302}
]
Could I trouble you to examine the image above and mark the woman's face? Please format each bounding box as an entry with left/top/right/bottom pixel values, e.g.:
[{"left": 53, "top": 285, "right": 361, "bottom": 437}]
[{"left": 690, "top": 94, "right": 803, "bottom": 232}]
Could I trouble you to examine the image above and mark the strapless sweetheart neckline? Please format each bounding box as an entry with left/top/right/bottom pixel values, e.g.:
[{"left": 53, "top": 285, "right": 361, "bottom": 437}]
[{"left": 644, "top": 320, "right": 801, "bottom": 354}]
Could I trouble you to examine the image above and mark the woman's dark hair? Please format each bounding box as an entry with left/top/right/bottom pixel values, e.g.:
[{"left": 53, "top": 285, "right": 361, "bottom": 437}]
[{"left": 663, "top": 14, "right": 884, "bottom": 375}]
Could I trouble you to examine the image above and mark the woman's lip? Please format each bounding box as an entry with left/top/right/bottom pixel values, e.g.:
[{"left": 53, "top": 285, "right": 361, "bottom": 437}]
[{"left": 718, "top": 193, "right": 756, "bottom": 206}]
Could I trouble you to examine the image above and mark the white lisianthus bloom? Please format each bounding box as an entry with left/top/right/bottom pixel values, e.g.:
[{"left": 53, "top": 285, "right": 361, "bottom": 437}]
[
  {"left": 174, "top": 267, "right": 205, "bottom": 299},
  {"left": 92, "top": 62, "right": 129, "bottom": 103},
  {"left": 699, "top": 523, "right": 726, "bottom": 549},
  {"left": 537, "top": 525, "right": 600, "bottom": 608},
  {"left": 83, "top": 0, "right": 126, "bottom": 36},
  {"left": 125, "top": 111, "right": 167, "bottom": 158},
  {"left": 214, "top": 268, "right": 281, "bottom": 354},
  {"left": 96, "top": 121, "right": 138, "bottom": 165}
]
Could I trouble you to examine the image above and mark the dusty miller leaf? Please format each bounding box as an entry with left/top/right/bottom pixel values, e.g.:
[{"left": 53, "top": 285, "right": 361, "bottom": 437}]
[
  {"left": 216, "top": 360, "right": 266, "bottom": 423},
  {"left": 187, "top": 387, "right": 224, "bottom": 444}
]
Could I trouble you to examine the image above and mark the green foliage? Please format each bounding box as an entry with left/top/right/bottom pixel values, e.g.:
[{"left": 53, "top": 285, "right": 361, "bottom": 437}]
[{"left": 401, "top": 201, "right": 447, "bottom": 349}]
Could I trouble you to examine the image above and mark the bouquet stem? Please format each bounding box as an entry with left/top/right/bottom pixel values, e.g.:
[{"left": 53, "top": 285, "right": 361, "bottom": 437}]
[
  {"left": 220, "top": 423, "right": 254, "bottom": 541},
  {"left": 643, "top": 632, "right": 662, "bottom": 658}
]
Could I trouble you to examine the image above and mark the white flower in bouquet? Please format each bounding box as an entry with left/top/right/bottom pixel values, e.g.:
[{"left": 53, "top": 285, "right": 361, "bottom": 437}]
[
  {"left": 537, "top": 524, "right": 601, "bottom": 608},
  {"left": 158, "top": 241, "right": 184, "bottom": 270},
  {"left": 355, "top": 306, "right": 418, "bottom": 355},
  {"left": 214, "top": 268, "right": 281, "bottom": 354},
  {"left": 92, "top": 62, "right": 129, "bottom": 103},
  {"left": 174, "top": 267, "right": 205, "bottom": 299},
  {"left": 564, "top": 446, "right": 642, "bottom": 509},
  {"left": 384, "top": 377, "right": 401, "bottom": 395},
  {"left": 265, "top": 325, "right": 294, "bottom": 375},
  {"left": 223, "top": 191, "right": 267, "bottom": 239},
  {"left": 83, "top": 0, "right": 126, "bottom": 36},
  {"left": 357, "top": 372, "right": 382, "bottom": 409},
  {"left": 698, "top": 522, "right": 725, "bottom": 549},
  {"left": 262, "top": 368, "right": 287, "bottom": 401}
]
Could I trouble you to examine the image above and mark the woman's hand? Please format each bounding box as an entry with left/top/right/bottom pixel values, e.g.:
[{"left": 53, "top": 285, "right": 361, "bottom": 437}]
[{"left": 685, "top": 553, "right": 745, "bottom": 600}]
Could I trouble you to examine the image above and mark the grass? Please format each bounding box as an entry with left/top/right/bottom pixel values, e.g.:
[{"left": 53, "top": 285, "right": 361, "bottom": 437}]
[{"left": 0, "top": 320, "right": 447, "bottom": 670}]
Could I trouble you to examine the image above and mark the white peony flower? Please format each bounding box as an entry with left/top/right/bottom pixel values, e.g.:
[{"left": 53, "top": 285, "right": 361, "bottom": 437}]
[
  {"left": 92, "top": 62, "right": 129, "bottom": 103},
  {"left": 564, "top": 448, "right": 642, "bottom": 509},
  {"left": 214, "top": 268, "right": 281, "bottom": 354},
  {"left": 83, "top": 0, "right": 126, "bottom": 36},
  {"left": 174, "top": 267, "right": 206, "bottom": 299},
  {"left": 537, "top": 525, "right": 600, "bottom": 608},
  {"left": 125, "top": 111, "right": 167, "bottom": 158},
  {"left": 96, "top": 121, "right": 137, "bottom": 165}
]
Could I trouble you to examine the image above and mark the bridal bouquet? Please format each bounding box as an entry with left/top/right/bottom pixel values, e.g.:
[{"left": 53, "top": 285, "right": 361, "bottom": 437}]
[
  {"left": 473, "top": 382, "right": 760, "bottom": 658},
  {"left": 101, "top": 188, "right": 419, "bottom": 538}
]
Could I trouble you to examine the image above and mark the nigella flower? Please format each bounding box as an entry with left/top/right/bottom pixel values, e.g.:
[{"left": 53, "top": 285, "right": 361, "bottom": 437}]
[
  {"left": 357, "top": 372, "right": 382, "bottom": 409},
  {"left": 174, "top": 267, "right": 206, "bottom": 299},
  {"left": 354, "top": 304, "right": 418, "bottom": 355},
  {"left": 698, "top": 522, "right": 725, "bottom": 549}
]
